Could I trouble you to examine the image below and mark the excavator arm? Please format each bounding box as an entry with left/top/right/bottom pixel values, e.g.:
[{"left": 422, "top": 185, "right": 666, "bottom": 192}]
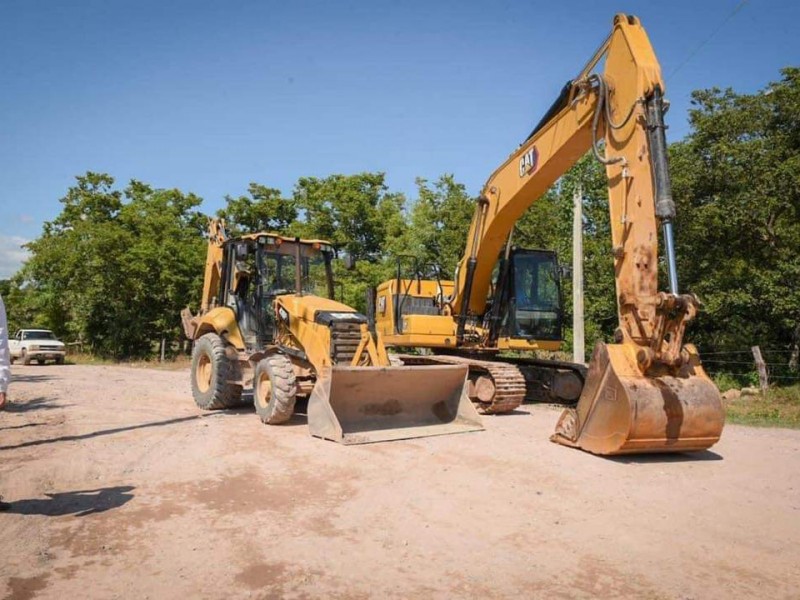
[
  {"left": 448, "top": 14, "right": 723, "bottom": 454},
  {"left": 455, "top": 15, "right": 670, "bottom": 344},
  {"left": 450, "top": 15, "right": 703, "bottom": 369}
]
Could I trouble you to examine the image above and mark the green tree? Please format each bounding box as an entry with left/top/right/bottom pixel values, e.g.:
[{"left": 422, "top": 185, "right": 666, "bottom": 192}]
[
  {"left": 16, "top": 173, "right": 206, "bottom": 358},
  {"left": 292, "top": 172, "right": 406, "bottom": 261},
  {"left": 670, "top": 67, "right": 800, "bottom": 366},
  {"left": 405, "top": 175, "right": 474, "bottom": 277},
  {"left": 217, "top": 183, "right": 298, "bottom": 235},
  {"left": 290, "top": 173, "right": 408, "bottom": 312}
]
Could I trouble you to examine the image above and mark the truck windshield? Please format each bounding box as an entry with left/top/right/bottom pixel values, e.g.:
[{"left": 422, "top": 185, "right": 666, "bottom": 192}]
[{"left": 23, "top": 331, "right": 56, "bottom": 340}]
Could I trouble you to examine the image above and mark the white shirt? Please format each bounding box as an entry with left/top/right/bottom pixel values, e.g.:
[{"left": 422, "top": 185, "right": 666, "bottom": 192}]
[{"left": 0, "top": 295, "right": 10, "bottom": 394}]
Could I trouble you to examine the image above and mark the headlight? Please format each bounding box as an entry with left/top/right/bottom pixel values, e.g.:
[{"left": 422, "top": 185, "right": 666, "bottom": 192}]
[{"left": 29, "top": 344, "right": 40, "bottom": 351}]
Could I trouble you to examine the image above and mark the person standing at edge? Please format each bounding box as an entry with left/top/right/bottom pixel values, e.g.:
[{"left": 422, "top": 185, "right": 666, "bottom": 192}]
[{"left": 0, "top": 294, "right": 11, "bottom": 511}]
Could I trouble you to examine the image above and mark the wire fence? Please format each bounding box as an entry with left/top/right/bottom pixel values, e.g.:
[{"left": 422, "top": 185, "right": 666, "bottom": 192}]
[{"left": 698, "top": 346, "right": 800, "bottom": 386}]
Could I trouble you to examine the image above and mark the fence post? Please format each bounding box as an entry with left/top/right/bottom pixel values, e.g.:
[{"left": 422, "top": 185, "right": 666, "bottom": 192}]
[
  {"left": 160, "top": 338, "right": 166, "bottom": 363},
  {"left": 751, "top": 346, "right": 768, "bottom": 392}
]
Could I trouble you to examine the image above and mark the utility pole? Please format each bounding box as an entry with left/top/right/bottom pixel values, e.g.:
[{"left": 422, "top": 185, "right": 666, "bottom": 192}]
[
  {"left": 572, "top": 185, "right": 585, "bottom": 364},
  {"left": 751, "top": 346, "right": 769, "bottom": 393}
]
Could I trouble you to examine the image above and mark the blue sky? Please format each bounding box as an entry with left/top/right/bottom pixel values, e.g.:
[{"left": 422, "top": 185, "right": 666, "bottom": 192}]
[{"left": 0, "top": 0, "right": 797, "bottom": 277}]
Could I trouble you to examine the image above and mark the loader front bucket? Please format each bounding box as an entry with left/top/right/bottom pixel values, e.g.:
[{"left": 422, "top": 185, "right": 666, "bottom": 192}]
[
  {"left": 551, "top": 342, "right": 724, "bottom": 455},
  {"left": 308, "top": 365, "right": 483, "bottom": 444}
]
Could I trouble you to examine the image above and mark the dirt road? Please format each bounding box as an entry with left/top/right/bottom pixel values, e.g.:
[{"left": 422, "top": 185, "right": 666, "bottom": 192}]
[{"left": 1, "top": 364, "right": 799, "bottom": 599}]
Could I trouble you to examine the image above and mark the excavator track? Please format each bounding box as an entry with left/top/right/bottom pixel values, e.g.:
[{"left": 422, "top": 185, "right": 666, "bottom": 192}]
[
  {"left": 397, "top": 354, "right": 526, "bottom": 414},
  {"left": 503, "top": 357, "right": 588, "bottom": 404}
]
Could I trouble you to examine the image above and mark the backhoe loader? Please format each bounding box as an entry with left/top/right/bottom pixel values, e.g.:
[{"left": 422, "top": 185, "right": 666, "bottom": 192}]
[
  {"left": 181, "top": 220, "right": 481, "bottom": 444},
  {"left": 371, "top": 14, "right": 724, "bottom": 455}
]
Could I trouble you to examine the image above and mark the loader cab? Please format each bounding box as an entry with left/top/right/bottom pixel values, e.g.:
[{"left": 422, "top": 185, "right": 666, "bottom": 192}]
[
  {"left": 219, "top": 235, "right": 335, "bottom": 349},
  {"left": 494, "top": 248, "right": 562, "bottom": 342}
]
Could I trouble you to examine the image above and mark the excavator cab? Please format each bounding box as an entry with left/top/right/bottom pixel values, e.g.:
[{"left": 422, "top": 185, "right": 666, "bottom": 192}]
[{"left": 490, "top": 248, "right": 563, "bottom": 343}]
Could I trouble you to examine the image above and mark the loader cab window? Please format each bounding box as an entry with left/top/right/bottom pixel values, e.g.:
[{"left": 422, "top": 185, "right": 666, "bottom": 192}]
[
  {"left": 257, "top": 244, "right": 334, "bottom": 299},
  {"left": 508, "top": 251, "right": 561, "bottom": 340}
]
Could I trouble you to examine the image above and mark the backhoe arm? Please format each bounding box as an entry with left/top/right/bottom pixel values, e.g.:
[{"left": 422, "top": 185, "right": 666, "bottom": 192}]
[
  {"left": 200, "top": 219, "right": 228, "bottom": 313},
  {"left": 181, "top": 218, "right": 229, "bottom": 340}
]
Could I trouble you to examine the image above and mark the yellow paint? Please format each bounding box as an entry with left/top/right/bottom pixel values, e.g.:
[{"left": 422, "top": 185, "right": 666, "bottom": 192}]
[
  {"left": 496, "top": 338, "right": 561, "bottom": 352},
  {"left": 275, "top": 295, "right": 390, "bottom": 368},
  {"left": 194, "top": 306, "right": 246, "bottom": 350}
]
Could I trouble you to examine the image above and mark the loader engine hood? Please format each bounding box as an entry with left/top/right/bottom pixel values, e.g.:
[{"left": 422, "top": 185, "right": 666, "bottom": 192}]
[
  {"left": 314, "top": 311, "right": 368, "bottom": 326},
  {"left": 276, "top": 294, "right": 363, "bottom": 323}
]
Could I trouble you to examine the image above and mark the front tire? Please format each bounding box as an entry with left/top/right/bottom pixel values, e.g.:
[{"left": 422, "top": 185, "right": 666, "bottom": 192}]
[
  {"left": 254, "top": 354, "right": 297, "bottom": 424},
  {"left": 190, "top": 333, "right": 243, "bottom": 410}
]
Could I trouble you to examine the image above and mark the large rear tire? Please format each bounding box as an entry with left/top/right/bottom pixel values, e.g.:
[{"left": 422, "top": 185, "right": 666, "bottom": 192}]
[
  {"left": 253, "top": 354, "right": 297, "bottom": 424},
  {"left": 191, "top": 333, "right": 243, "bottom": 410}
]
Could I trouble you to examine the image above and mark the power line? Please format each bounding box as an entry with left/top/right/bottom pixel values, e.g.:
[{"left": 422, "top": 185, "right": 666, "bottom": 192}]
[{"left": 667, "top": 0, "right": 751, "bottom": 80}]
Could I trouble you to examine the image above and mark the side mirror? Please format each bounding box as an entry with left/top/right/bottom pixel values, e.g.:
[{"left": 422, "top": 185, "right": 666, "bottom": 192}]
[
  {"left": 344, "top": 254, "right": 357, "bottom": 270},
  {"left": 558, "top": 264, "right": 572, "bottom": 279}
]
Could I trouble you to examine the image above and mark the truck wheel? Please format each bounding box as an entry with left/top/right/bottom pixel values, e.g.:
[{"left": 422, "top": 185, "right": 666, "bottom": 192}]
[
  {"left": 22, "top": 350, "right": 31, "bottom": 366},
  {"left": 191, "top": 333, "right": 243, "bottom": 410},
  {"left": 37, "top": 358, "right": 45, "bottom": 365},
  {"left": 56, "top": 356, "right": 65, "bottom": 365},
  {"left": 254, "top": 354, "right": 297, "bottom": 425}
]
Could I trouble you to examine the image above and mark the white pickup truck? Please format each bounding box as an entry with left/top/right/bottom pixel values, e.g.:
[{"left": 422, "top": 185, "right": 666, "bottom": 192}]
[{"left": 9, "top": 329, "right": 66, "bottom": 365}]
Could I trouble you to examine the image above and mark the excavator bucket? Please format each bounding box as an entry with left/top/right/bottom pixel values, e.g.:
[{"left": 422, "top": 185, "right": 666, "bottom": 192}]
[
  {"left": 307, "top": 364, "right": 483, "bottom": 444},
  {"left": 551, "top": 342, "right": 724, "bottom": 455}
]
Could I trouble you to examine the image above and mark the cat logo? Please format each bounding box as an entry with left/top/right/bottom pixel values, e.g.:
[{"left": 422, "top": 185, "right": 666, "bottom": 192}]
[{"left": 519, "top": 147, "right": 539, "bottom": 177}]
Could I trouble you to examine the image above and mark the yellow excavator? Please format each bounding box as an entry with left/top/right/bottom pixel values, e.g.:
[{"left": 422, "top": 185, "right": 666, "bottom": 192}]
[
  {"left": 181, "top": 220, "right": 482, "bottom": 444},
  {"left": 372, "top": 14, "right": 724, "bottom": 455}
]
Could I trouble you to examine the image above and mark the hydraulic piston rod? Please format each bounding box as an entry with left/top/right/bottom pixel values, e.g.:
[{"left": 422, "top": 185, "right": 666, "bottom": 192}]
[
  {"left": 663, "top": 221, "right": 679, "bottom": 295},
  {"left": 645, "top": 86, "right": 679, "bottom": 295}
]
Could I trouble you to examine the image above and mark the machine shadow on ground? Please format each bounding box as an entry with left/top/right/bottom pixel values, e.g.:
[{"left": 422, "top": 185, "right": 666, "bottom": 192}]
[
  {"left": 4, "top": 486, "right": 135, "bottom": 517},
  {"left": 0, "top": 415, "right": 199, "bottom": 451},
  {"left": 606, "top": 449, "right": 723, "bottom": 464},
  {"left": 10, "top": 372, "right": 57, "bottom": 384},
  {"left": 4, "top": 397, "right": 65, "bottom": 414}
]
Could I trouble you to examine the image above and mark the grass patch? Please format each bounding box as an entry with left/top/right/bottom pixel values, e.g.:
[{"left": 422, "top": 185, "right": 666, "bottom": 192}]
[
  {"left": 724, "top": 385, "right": 800, "bottom": 429},
  {"left": 66, "top": 353, "right": 117, "bottom": 366},
  {"left": 66, "top": 353, "right": 192, "bottom": 370}
]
